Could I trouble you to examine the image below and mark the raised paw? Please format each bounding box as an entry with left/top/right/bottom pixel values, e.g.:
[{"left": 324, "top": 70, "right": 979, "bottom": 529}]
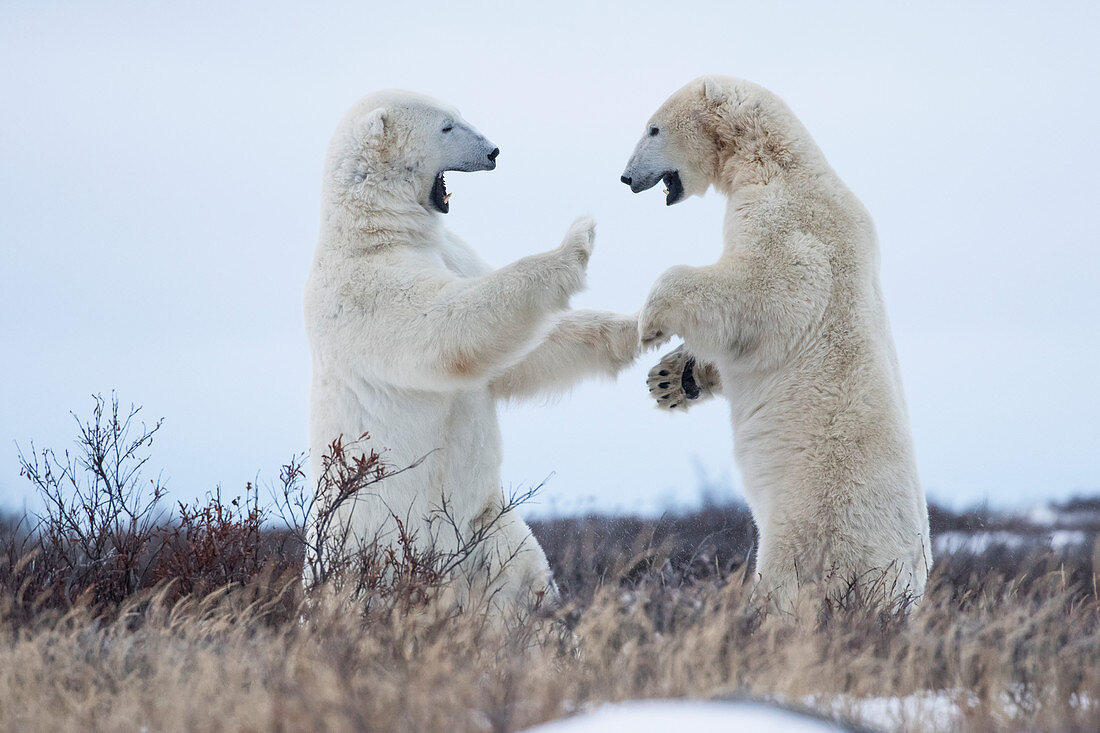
[
  {"left": 560, "top": 215, "right": 596, "bottom": 268},
  {"left": 638, "top": 297, "right": 673, "bottom": 349},
  {"left": 638, "top": 266, "right": 693, "bottom": 349},
  {"left": 646, "top": 345, "right": 718, "bottom": 411}
]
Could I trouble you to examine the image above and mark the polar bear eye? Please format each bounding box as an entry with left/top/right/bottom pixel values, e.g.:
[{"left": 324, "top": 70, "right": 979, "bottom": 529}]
[
  {"left": 649, "top": 126, "right": 660, "bottom": 137},
  {"left": 442, "top": 124, "right": 454, "bottom": 133}
]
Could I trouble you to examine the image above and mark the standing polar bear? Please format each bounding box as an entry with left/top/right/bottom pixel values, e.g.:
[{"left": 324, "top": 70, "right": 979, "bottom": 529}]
[
  {"left": 305, "top": 90, "right": 638, "bottom": 610},
  {"left": 621, "top": 76, "right": 931, "bottom": 608}
]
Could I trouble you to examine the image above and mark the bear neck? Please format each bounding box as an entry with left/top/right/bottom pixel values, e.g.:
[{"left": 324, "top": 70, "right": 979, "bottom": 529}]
[
  {"left": 710, "top": 105, "right": 828, "bottom": 194},
  {"left": 320, "top": 181, "right": 441, "bottom": 251}
]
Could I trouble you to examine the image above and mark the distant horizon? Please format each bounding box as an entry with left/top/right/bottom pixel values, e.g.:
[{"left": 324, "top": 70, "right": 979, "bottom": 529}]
[{"left": 4, "top": 401, "right": 1097, "bottom": 521}]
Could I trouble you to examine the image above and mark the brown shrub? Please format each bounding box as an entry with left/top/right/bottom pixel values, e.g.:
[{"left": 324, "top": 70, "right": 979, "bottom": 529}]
[{"left": 152, "top": 489, "right": 275, "bottom": 599}]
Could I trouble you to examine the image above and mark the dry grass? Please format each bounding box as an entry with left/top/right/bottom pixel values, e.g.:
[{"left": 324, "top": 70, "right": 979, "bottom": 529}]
[
  {"left": 2, "top": 396, "right": 1098, "bottom": 732},
  {"left": 1, "top": 547, "right": 1097, "bottom": 732}
]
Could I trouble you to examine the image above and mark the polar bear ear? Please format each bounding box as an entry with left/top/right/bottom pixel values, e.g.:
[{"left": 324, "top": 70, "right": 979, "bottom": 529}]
[
  {"left": 702, "top": 77, "right": 731, "bottom": 107},
  {"left": 357, "top": 107, "right": 387, "bottom": 146}
]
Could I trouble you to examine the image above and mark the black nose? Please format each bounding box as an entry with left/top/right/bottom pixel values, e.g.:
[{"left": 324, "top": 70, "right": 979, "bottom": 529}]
[
  {"left": 620, "top": 175, "right": 632, "bottom": 186},
  {"left": 487, "top": 148, "right": 499, "bottom": 162}
]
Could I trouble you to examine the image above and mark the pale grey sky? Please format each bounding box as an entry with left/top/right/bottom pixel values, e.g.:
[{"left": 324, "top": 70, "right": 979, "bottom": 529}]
[{"left": 2, "top": 1, "right": 1098, "bottom": 515}]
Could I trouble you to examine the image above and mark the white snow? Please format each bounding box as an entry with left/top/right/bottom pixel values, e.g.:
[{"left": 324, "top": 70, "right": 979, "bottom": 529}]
[
  {"left": 934, "top": 530, "right": 1029, "bottom": 555},
  {"left": 810, "top": 686, "right": 1095, "bottom": 729},
  {"left": 1051, "top": 529, "right": 1088, "bottom": 549},
  {"left": 933, "top": 528, "right": 1091, "bottom": 556},
  {"left": 1026, "top": 504, "right": 1059, "bottom": 526},
  {"left": 526, "top": 689, "right": 1094, "bottom": 732},
  {"left": 807, "top": 690, "right": 968, "bottom": 731},
  {"left": 1022, "top": 503, "right": 1100, "bottom": 529},
  {"left": 522, "top": 700, "right": 850, "bottom": 732}
]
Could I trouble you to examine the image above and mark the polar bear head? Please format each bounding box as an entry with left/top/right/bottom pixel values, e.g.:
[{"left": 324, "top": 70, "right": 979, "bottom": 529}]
[
  {"left": 620, "top": 76, "right": 808, "bottom": 204},
  {"left": 323, "top": 89, "right": 499, "bottom": 215}
]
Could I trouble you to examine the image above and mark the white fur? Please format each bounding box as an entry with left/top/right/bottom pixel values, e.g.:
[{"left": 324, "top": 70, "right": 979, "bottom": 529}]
[
  {"left": 305, "top": 90, "right": 638, "bottom": 610},
  {"left": 624, "top": 77, "right": 931, "bottom": 608}
]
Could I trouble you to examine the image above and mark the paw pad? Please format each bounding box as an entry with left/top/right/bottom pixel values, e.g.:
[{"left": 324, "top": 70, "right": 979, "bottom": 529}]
[{"left": 646, "top": 347, "right": 715, "bottom": 412}]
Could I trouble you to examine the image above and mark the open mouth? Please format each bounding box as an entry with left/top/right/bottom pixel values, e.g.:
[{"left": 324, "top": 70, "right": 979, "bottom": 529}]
[
  {"left": 429, "top": 173, "right": 452, "bottom": 214},
  {"left": 662, "top": 171, "right": 684, "bottom": 206}
]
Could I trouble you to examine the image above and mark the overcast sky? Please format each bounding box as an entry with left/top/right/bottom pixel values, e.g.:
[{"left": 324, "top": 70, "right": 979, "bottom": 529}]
[{"left": 2, "top": 1, "right": 1098, "bottom": 516}]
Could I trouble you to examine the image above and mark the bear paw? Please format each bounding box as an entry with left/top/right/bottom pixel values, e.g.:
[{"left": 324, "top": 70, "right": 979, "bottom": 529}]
[
  {"left": 559, "top": 215, "right": 596, "bottom": 269},
  {"left": 646, "top": 344, "right": 719, "bottom": 411}
]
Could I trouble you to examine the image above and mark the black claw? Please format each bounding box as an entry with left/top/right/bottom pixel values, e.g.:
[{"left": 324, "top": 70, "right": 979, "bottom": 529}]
[
  {"left": 658, "top": 382, "right": 670, "bottom": 389},
  {"left": 658, "top": 370, "right": 669, "bottom": 377},
  {"left": 669, "top": 403, "right": 678, "bottom": 408},
  {"left": 681, "top": 358, "right": 702, "bottom": 400}
]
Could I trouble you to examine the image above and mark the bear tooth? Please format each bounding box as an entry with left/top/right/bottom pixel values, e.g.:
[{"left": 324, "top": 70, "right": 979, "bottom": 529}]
[
  {"left": 663, "top": 189, "right": 670, "bottom": 195},
  {"left": 443, "top": 193, "right": 452, "bottom": 203}
]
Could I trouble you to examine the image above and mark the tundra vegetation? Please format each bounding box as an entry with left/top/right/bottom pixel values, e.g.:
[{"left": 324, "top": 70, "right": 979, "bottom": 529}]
[{"left": 1, "top": 395, "right": 1097, "bottom": 732}]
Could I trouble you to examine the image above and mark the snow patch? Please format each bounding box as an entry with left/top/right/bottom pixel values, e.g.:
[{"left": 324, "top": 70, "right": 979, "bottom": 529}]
[
  {"left": 933, "top": 529, "right": 1091, "bottom": 556},
  {"left": 1051, "top": 529, "right": 1088, "bottom": 549},
  {"left": 522, "top": 700, "right": 852, "bottom": 732},
  {"left": 934, "top": 530, "right": 1028, "bottom": 555},
  {"left": 807, "top": 690, "right": 967, "bottom": 731},
  {"left": 1026, "top": 504, "right": 1059, "bottom": 526}
]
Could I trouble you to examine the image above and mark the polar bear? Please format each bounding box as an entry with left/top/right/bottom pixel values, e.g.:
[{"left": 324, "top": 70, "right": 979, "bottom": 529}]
[
  {"left": 621, "top": 76, "right": 931, "bottom": 609},
  {"left": 304, "top": 90, "right": 638, "bottom": 611}
]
